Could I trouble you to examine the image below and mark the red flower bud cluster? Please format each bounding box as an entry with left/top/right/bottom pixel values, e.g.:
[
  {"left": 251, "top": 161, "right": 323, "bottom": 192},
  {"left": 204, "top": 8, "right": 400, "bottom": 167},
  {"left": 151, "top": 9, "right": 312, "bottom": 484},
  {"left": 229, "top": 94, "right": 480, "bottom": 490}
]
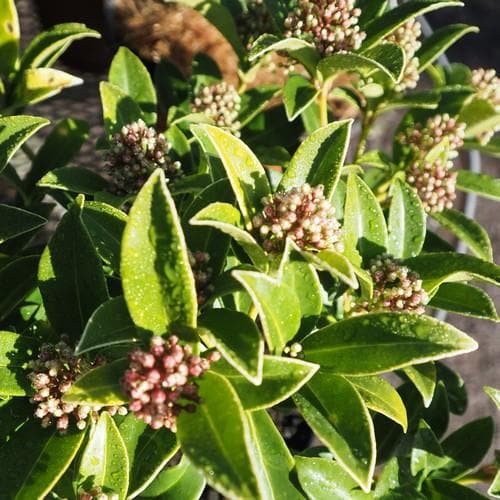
[
  {"left": 105, "top": 119, "right": 182, "bottom": 196},
  {"left": 284, "top": 0, "right": 366, "bottom": 56},
  {"left": 78, "top": 487, "right": 118, "bottom": 500},
  {"left": 252, "top": 183, "right": 343, "bottom": 253},
  {"left": 188, "top": 250, "right": 214, "bottom": 306},
  {"left": 121, "top": 336, "right": 220, "bottom": 432},
  {"left": 28, "top": 338, "right": 126, "bottom": 432},
  {"left": 237, "top": 0, "right": 274, "bottom": 50}
]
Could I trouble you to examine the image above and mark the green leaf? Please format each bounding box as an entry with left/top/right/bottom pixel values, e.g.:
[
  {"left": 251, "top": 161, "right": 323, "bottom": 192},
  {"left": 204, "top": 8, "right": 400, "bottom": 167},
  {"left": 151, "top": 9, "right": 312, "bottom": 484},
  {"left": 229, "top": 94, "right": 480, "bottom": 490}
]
[
  {"left": 0, "top": 205, "right": 46, "bottom": 244},
  {"left": 0, "top": 255, "right": 39, "bottom": 321},
  {"left": 411, "top": 420, "right": 447, "bottom": 479},
  {"left": 456, "top": 169, "right": 500, "bottom": 201},
  {"left": 436, "top": 362, "right": 467, "bottom": 415},
  {"left": 463, "top": 136, "right": 500, "bottom": 158},
  {"left": 424, "top": 478, "right": 488, "bottom": 499},
  {"left": 38, "top": 166, "right": 108, "bottom": 194},
  {"left": 358, "top": 0, "right": 388, "bottom": 28},
  {"left": 343, "top": 173, "right": 388, "bottom": 263},
  {"left": 13, "top": 67, "right": 82, "bottom": 106},
  {"left": 283, "top": 74, "right": 319, "bottom": 121},
  {"left": 294, "top": 372, "right": 375, "bottom": 491},
  {"left": 0, "top": 115, "right": 49, "bottom": 174},
  {"left": 387, "top": 179, "right": 426, "bottom": 259},
  {"left": 279, "top": 120, "right": 352, "bottom": 199},
  {"left": 249, "top": 35, "right": 320, "bottom": 76},
  {"left": 302, "top": 313, "right": 478, "bottom": 375},
  {"left": 459, "top": 98, "right": 500, "bottom": 139},
  {"left": 348, "top": 376, "right": 407, "bottom": 431},
  {"left": 192, "top": 124, "right": 270, "bottom": 227},
  {"left": 0, "top": 420, "right": 85, "bottom": 500},
  {"left": 63, "top": 358, "right": 129, "bottom": 406},
  {"left": 362, "top": 1, "right": 464, "bottom": 50},
  {"left": 404, "top": 363, "right": 437, "bottom": 407},
  {"left": 212, "top": 356, "right": 319, "bottom": 411},
  {"left": 76, "top": 296, "right": 143, "bottom": 355},
  {"left": 24, "top": 118, "right": 89, "bottom": 191},
  {"left": 383, "top": 90, "right": 442, "bottom": 111},
  {"left": 0, "top": 0, "right": 19, "bottom": 76},
  {"left": 140, "top": 456, "right": 205, "bottom": 499},
  {"left": 20, "top": 22, "right": 100, "bottom": 70},
  {"left": 121, "top": 169, "right": 197, "bottom": 334},
  {"left": 295, "top": 456, "right": 366, "bottom": 500},
  {"left": 78, "top": 412, "right": 129, "bottom": 500},
  {"left": 490, "top": 472, "right": 500, "bottom": 499},
  {"left": 404, "top": 252, "right": 500, "bottom": 295},
  {"left": 429, "top": 282, "right": 498, "bottom": 321},
  {"left": 118, "top": 414, "right": 178, "bottom": 498},
  {"left": 431, "top": 208, "right": 492, "bottom": 261},
  {"left": 39, "top": 198, "right": 109, "bottom": 343},
  {"left": 189, "top": 202, "right": 268, "bottom": 269},
  {"left": 81, "top": 201, "right": 127, "bottom": 274},
  {"left": 239, "top": 85, "right": 281, "bottom": 128},
  {"left": 247, "top": 411, "right": 303, "bottom": 499},
  {"left": 302, "top": 249, "right": 359, "bottom": 289},
  {"left": 109, "top": 46, "right": 157, "bottom": 124},
  {"left": 100, "top": 81, "right": 142, "bottom": 136},
  {"left": 199, "top": 308, "right": 264, "bottom": 385},
  {"left": 0, "top": 332, "right": 39, "bottom": 396},
  {"left": 177, "top": 371, "right": 262, "bottom": 499},
  {"left": 232, "top": 269, "right": 301, "bottom": 354},
  {"left": 484, "top": 386, "right": 500, "bottom": 409},
  {"left": 416, "top": 24, "right": 479, "bottom": 72},
  {"left": 436, "top": 417, "right": 494, "bottom": 479}
]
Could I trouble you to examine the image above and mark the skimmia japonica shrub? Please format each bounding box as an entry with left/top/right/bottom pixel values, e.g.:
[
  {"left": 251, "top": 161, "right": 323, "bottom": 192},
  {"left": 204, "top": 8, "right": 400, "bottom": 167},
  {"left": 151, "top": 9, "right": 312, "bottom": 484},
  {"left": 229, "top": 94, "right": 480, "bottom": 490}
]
[{"left": 1, "top": 0, "right": 500, "bottom": 498}]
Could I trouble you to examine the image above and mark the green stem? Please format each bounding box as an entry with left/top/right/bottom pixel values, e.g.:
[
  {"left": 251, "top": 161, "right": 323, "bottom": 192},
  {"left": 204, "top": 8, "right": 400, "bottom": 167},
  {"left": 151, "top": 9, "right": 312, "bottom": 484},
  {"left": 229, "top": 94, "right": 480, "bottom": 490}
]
[
  {"left": 354, "top": 110, "right": 375, "bottom": 162},
  {"left": 319, "top": 83, "right": 330, "bottom": 128}
]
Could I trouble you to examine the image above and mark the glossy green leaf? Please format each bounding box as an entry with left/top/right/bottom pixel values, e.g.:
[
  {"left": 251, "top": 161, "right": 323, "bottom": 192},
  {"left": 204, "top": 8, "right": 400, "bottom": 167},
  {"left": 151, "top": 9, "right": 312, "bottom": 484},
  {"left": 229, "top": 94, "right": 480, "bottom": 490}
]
[
  {"left": 121, "top": 169, "right": 197, "bottom": 334},
  {"left": 140, "top": 456, "right": 205, "bottom": 499},
  {"left": 404, "top": 363, "right": 437, "bottom": 407},
  {"left": 39, "top": 198, "right": 109, "bottom": 342},
  {"left": 38, "top": 166, "right": 108, "bottom": 194},
  {"left": 411, "top": 420, "right": 446, "bottom": 478},
  {"left": 302, "top": 249, "right": 359, "bottom": 289},
  {"left": 20, "top": 22, "right": 100, "bottom": 70},
  {"left": 436, "top": 362, "right": 467, "bottom": 415},
  {"left": 212, "top": 356, "right": 319, "bottom": 410},
  {"left": 432, "top": 208, "right": 492, "bottom": 261},
  {"left": 343, "top": 173, "right": 388, "bottom": 263},
  {"left": 283, "top": 74, "right": 319, "bottom": 121},
  {"left": 429, "top": 282, "right": 498, "bottom": 321},
  {"left": 0, "top": 420, "right": 85, "bottom": 500},
  {"left": 463, "top": 136, "right": 500, "bottom": 158},
  {"left": 0, "top": 255, "right": 39, "bottom": 322},
  {"left": 78, "top": 412, "right": 129, "bottom": 499},
  {"left": 100, "top": 81, "right": 142, "bottom": 136},
  {"left": 239, "top": 85, "right": 281, "bottom": 128},
  {"left": 383, "top": 90, "right": 442, "bottom": 111},
  {"left": 362, "top": 1, "right": 464, "bottom": 50},
  {"left": 191, "top": 125, "right": 270, "bottom": 227},
  {"left": 416, "top": 24, "right": 479, "bottom": 71},
  {"left": 387, "top": 179, "right": 426, "bottom": 259},
  {"left": 459, "top": 98, "right": 500, "bottom": 138},
  {"left": 424, "top": 478, "right": 488, "bottom": 499},
  {"left": 189, "top": 202, "right": 268, "bottom": 269},
  {"left": 232, "top": 269, "right": 301, "bottom": 354},
  {"left": 118, "top": 414, "right": 179, "bottom": 498},
  {"left": 0, "top": 115, "right": 49, "bottom": 174},
  {"left": 81, "top": 201, "right": 127, "bottom": 274},
  {"left": 490, "top": 472, "right": 500, "bottom": 499},
  {"left": 294, "top": 373, "right": 375, "bottom": 491},
  {"left": 63, "top": 358, "right": 129, "bottom": 406},
  {"left": 109, "top": 46, "right": 157, "bottom": 124},
  {"left": 302, "top": 313, "right": 477, "bottom": 375},
  {"left": 456, "top": 169, "right": 500, "bottom": 201},
  {"left": 484, "top": 386, "right": 500, "bottom": 409},
  {"left": 13, "top": 67, "right": 82, "bottom": 106},
  {"left": 404, "top": 252, "right": 500, "bottom": 295},
  {"left": 76, "top": 296, "right": 142, "bottom": 355},
  {"left": 0, "top": 0, "right": 19, "bottom": 76},
  {"left": 0, "top": 332, "right": 39, "bottom": 396},
  {"left": 279, "top": 120, "right": 352, "bottom": 199},
  {"left": 0, "top": 205, "right": 46, "bottom": 243},
  {"left": 358, "top": 0, "right": 388, "bottom": 28},
  {"left": 177, "top": 371, "right": 262, "bottom": 499},
  {"left": 348, "top": 376, "right": 407, "bottom": 431},
  {"left": 199, "top": 308, "right": 264, "bottom": 385},
  {"left": 247, "top": 411, "right": 303, "bottom": 499}
]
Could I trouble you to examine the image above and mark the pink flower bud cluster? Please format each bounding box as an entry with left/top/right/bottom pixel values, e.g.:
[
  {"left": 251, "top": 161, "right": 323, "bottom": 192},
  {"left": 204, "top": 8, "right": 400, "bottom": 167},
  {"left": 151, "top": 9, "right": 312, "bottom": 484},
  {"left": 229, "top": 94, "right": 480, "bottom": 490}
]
[
  {"left": 352, "top": 254, "right": 428, "bottom": 314},
  {"left": 384, "top": 19, "right": 422, "bottom": 91},
  {"left": 406, "top": 158, "right": 457, "bottom": 213},
  {"left": 191, "top": 82, "right": 241, "bottom": 136},
  {"left": 28, "top": 338, "right": 127, "bottom": 432},
  {"left": 237, "top": 0, "right": 274, "bottom": 50},
  {"left": 105, "top": 119, "right": 182, "bottom": 196},
  {"left": 470, "top": 68, "right": 500, "bottom": 145},
  {"left": 284, "top": 0, "right": 366, "bottom": 56},
  {"left": 121, "top": 336, "right": 220, "bottom": 431},
  {"left": 252, "top": 184, "right": 344, "bottom": 253},
  {"left": 188, "top": 250, "right": 215, "bottom": 306},
  {"left": 79, "top": 487, "right": 118, "bottom": 500}
]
